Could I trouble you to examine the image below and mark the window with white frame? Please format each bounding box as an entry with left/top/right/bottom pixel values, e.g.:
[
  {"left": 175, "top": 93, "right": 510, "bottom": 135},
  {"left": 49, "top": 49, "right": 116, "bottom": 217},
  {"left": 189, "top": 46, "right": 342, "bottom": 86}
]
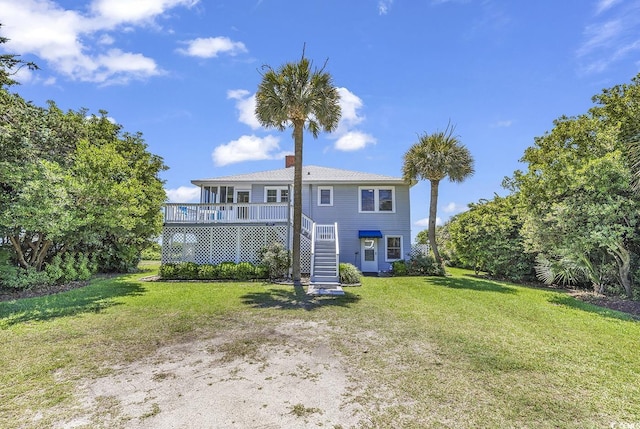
[
  {"left": 386, "top": 236, "right": 402, "bottom": 261},
  {"left": 264, "top": 187, "right": 289, "bottom": 203},
  {"left": 318, "top": 186, "right": 333, "bottom": 206},
  {"left": 201, "top": 186, "right": 235, "bottom": 203},
  {"left": 358, "top": 187, "right": 395, "bottom": 213}
]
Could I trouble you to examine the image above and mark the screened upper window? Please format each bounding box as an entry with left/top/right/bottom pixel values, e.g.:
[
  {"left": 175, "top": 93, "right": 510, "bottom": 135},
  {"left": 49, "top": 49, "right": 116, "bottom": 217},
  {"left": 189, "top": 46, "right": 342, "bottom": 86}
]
[
  {"left": 201, "top": 186, "right": 234, "bottom": 203},
  {"left": 359, "top": 187, "right": 395, "bottom": 213}
]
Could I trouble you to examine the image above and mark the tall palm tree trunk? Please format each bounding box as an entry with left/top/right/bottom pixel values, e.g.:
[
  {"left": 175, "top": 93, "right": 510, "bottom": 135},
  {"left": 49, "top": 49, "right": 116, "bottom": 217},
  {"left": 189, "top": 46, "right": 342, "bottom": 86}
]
[
  {"left": 429, "top": 179, "right": 442, "bottom": 265},
  {"left": 292, "top": 121, "right": 304, "bottom": 286}
]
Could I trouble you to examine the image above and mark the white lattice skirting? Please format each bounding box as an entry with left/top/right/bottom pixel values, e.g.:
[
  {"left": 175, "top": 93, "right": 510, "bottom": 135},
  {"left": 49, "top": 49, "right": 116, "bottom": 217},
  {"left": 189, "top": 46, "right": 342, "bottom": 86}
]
[{"left": 161, "top": 224, "right": 311, "bottom": 273}]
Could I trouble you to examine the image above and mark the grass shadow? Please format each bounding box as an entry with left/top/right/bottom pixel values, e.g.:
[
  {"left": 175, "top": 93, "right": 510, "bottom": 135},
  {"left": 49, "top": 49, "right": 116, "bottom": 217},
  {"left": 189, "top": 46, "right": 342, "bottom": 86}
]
[
  {"left": 0, "top": 276, "right": 146, "bottom": 328},
  {"left": 548, "top": 294, "right": 638, "bottom": 322},
  {"left": 429, "top": 274, "right": 518, "bottom": 294},
  {"left": 241, "top": 284, "right": 361, "bottom": 311}
]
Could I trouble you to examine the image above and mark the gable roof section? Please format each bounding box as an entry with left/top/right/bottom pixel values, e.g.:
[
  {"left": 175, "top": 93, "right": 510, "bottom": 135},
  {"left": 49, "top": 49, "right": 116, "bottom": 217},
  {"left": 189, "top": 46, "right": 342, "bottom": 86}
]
[{"left": 191, "top": 165, "right": 408, "bottom": 186}]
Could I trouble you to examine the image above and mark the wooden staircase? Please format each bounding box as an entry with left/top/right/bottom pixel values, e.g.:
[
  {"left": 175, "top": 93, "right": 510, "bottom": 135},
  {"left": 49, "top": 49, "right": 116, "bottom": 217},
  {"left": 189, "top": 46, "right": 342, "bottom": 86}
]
[{"left": 308, "top": 223, "right": 344, "bottom": 296}]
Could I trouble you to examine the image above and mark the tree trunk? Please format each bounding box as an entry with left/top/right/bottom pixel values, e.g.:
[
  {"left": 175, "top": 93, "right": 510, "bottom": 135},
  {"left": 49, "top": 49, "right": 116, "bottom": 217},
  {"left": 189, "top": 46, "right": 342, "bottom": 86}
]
[
  {"left": 9, "top": 235, "right": 29, "bottom": 269},
  {"left": 8, "top": 233, "right": 52, "bottom": 270},
  {"left": 428, "top": 179, "right": 442, "bottom": 266},
  {"left": 611, "top": 244, "right": 632, "bottom": 299},
  {"left": 292, "top": 121, "right": 304, "bottom": 286}
]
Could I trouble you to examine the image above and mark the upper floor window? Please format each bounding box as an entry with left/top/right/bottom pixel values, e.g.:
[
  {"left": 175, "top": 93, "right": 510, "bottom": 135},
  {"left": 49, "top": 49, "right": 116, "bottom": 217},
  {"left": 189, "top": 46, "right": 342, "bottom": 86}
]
[
  {"left": 359, "top": 187, "right": 395, "bottom": 213},
  {"left": 201, "top": 186, "right": 234, "bottom": 203},
  {"left": 265, "top": 187, "right": 289, "bottom": 203},
  {"left": 318, "top": 186, "right": 333, "bottom": 206}
]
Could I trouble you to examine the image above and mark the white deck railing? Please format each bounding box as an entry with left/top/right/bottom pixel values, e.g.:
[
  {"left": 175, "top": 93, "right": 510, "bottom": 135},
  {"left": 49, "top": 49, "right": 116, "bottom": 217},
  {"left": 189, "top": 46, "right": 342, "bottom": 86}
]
[
  {"left": 315, "top": 224, "right": 336, "bottom": 241},
  {"left": 163, "top": 203, "right": 289, "bottom": 224}
]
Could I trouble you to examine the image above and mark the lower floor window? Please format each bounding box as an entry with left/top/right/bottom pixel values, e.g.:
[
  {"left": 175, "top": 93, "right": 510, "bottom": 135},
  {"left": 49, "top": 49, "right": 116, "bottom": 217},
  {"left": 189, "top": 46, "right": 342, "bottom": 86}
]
[{"left": 386, "top": 236, "right": 402, "bottom": 261}]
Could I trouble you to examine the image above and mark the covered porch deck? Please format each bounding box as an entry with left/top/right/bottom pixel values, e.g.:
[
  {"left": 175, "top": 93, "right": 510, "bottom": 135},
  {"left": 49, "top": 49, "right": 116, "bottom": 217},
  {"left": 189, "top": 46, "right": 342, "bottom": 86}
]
[{"left": 163, "top": 203, "right": 290, "bottom": 224}]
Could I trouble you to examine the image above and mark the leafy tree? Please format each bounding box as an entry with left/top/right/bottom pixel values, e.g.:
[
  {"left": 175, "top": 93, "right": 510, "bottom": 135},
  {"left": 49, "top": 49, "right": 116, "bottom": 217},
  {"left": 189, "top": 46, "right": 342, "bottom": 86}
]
[
  {"left": 415, "top": 225, "right": 452, "bottom": 263},
  {"left": 510, "top": 76, "right": 640, "bottom": 298},
  {"left": 255, "top": 51, "right": 341, "bottom": 285},
  {"left": 0, "top": 90, "right": 167, "bottom": 281},
  {"left": 446, "top": 195, "right": 535, "bottom": 281},
  {"left": 590, "top": 74, "right": 640, "bottom": 192},
  {"left": 0, "top": 23, "right": 38, "bottom": 88},
  {"left": 402, "top": 123, "right": 474, "bottom": 267},
  {"left": 415, "top": 229, "right": 429, "bottom": 245}
]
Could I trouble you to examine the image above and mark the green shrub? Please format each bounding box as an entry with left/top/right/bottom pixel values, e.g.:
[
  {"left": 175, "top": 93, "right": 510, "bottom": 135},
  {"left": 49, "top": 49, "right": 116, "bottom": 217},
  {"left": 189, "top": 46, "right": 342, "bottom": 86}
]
[
  {"left": 391, "top": 260, "right": 408, "bottom": 276},
  {"left": 45, "top": 254, "right": 65, "bottom": 284},
  {"left": 392, "top": 253, "right": 444, "bottom": 277},
  {"left": 407, "top": 252, "right": 444, "bottom": 276},
  {"left": 217, "top": 262, "right": 237, "bottom": 280},
  {"left": 159, "top": 263, "right": 179, "bottom": 279},
  {"left": 160, "top": 261, "right": 268, "bottom": 281},
  {"left": 339, "top": 263, "right": 362, "bottom": 284},
  {"left": 234, "top": 262, "right": 255, "bottom": 280},
  {"left": 259, "top": 242, "right": 290, "bottom": 280},
  {"left": 177, "top": 262, "right": 199, "bottom": 279},
  {"left": 76, "top": 253, "right": 93, "bottom": 281},
  {"left": 1, "top": 266, "right": 51, "bottom": 289},
  {"left": 254, "top": 265, "right": 269, "bottom": 279},
  {"left": 61, "top": 253, "right": 78, "bottom": 283},
  {"left": 198, "top": 264, "right": 218, "bottom": 280}
]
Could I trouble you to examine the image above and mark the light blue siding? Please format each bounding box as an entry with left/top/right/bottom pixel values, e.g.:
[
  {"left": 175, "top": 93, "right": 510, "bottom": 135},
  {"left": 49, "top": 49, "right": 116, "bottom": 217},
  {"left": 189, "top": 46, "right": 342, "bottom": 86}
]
[
  {"left": 243, "top": 182, "right": 411, "bottom": 273},
  {"left": 307, "top": 184, "right": 411, "bottom": 273}
]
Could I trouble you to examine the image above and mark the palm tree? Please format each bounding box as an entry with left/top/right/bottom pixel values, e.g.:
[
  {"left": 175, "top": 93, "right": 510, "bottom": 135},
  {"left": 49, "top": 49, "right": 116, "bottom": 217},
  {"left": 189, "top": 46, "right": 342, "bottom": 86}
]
[
  {"left": 402, "top": 124, "right": 474, "bottom": 267},
  {"left": 255, "top": 52, "right": 341, "bottom": 285}
]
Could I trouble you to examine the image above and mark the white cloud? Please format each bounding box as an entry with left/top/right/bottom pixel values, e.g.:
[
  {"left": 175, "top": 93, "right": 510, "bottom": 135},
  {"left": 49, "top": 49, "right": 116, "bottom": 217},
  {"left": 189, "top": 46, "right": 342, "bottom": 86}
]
[
  {"left": 334, "top": 131, "right": 376, "bottom": 151},
  {"left": 596, "top": 0, "right": 622, "bottom": 14},
  {"left": 91, "top": 0, "right": 197, "bottom": 24},
  {"left": 378, "top": 0, "right": 393, "bottom": 15},
  {"left": 336, "top": 87, "right": 365, "bottom": 132},
  {"left": 331, "top": 87, "right": 376, "bottom": 152},
  {"left": 443, "top": 202, "right": 467, "bottom": 213},
  {"left": 415, "top": 217, "right": 443, "bottom": 227},
  {"left": 165, "top": 186, "right": 200, "bottom": 203},
  {"left": 212, "top": 134, "right": 288, "bottom": 166},
  {"left": 577, "top": 20, "right": 622, "bottom": 57},
  {"left": 98, "top": 34, "right": 115, "bottom": 45},
  {"left": 177, "top": 37, "right": 247, "bottom": 58},
  {"left": 227, "top": 89, "right": 261, "bottom": 129},
  {"left": 491, "top": 120, "right": 513, "bottom": 128},
  {"left": 577, "top": 1, "right": 640, "bottom": 74},
  {"left": 222, "top": 85, "right": 377, "bottom": 156},
  {"left": 0, "top": 0, "right": 197, "bottom": 84},
  {"left": 93, "top": 49, "right": 162, "bottom": 83}
]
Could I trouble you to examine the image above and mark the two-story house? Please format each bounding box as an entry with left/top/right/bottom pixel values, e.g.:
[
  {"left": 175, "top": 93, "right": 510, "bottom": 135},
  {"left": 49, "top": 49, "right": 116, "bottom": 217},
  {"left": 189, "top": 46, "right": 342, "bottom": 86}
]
[{"left": 162, "top": 156, "right": 412, "bottom": 284}]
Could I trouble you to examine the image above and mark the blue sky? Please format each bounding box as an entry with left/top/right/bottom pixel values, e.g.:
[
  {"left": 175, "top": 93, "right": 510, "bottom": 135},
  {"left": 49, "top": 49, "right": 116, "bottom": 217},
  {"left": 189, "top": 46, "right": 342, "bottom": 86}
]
[{"left": 2, "top": 0, "right": 640, "bottom": 240}]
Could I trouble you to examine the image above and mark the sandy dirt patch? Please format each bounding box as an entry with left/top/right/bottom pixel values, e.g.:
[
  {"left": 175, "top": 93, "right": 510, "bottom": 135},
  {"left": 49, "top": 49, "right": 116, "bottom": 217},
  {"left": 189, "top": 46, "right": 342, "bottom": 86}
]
[{"left": 58, "top": 321, "right": 365, "bottom": 429}]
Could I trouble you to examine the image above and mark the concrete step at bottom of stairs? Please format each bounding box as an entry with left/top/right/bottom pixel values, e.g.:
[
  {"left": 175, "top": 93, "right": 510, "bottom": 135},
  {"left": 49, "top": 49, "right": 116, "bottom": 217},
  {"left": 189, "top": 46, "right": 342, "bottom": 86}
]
[{"left": 307, "top": 284, "right": 344, "bottom": 296}]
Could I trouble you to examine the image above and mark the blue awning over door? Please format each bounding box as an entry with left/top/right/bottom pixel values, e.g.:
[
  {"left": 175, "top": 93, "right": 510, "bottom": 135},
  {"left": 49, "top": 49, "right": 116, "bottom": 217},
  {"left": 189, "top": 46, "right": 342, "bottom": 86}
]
[{"left": 358, "top": 230, "right": 383, "bottom": 238}]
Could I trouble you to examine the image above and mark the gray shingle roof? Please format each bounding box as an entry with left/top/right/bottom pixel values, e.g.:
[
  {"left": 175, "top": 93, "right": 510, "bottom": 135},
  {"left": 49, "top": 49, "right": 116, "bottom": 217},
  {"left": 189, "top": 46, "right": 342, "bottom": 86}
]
[{"left": 191, "top": 165, "right": 406, "bottom": 186}]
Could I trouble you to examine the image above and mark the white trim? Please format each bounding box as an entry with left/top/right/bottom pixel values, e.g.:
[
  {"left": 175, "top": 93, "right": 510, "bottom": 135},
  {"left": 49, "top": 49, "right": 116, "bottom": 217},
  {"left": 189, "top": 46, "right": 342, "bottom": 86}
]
[
  {"left": 361, "top": 237, "right": 378, "bottom": 272},
  {"left": 385, "top": 235, "right": 403, "bottom": 262},
  {"left": 264, "top": 186, "right": 289, "bottom": 203},
  {"left": 235, "top": 189, "right": 251, "bottom": 203},
  {"left": 317, "top": 186, "right": 333, "bottom": 206},
  {"left": 358, "top": 186, "right": 396, "bottom": 213}
]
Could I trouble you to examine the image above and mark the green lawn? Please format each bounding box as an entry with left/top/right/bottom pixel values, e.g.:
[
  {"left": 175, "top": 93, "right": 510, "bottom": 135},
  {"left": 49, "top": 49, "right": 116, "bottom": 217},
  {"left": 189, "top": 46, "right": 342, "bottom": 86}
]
[{"left": 1, "top": 264, "right": 639, "bottom": 428}]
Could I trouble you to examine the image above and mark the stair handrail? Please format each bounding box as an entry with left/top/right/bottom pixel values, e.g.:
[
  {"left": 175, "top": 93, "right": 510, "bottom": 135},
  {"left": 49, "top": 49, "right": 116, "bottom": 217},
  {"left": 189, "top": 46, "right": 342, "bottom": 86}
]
[
  {"left": 301, "top": 213, "right": 313, "bottom": 237},
  {"left": 310, "top": 222, "right": 316, "bottom": 279},
  {"left": 334, "top": 222, "right": 340, "bottom": 280}
]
